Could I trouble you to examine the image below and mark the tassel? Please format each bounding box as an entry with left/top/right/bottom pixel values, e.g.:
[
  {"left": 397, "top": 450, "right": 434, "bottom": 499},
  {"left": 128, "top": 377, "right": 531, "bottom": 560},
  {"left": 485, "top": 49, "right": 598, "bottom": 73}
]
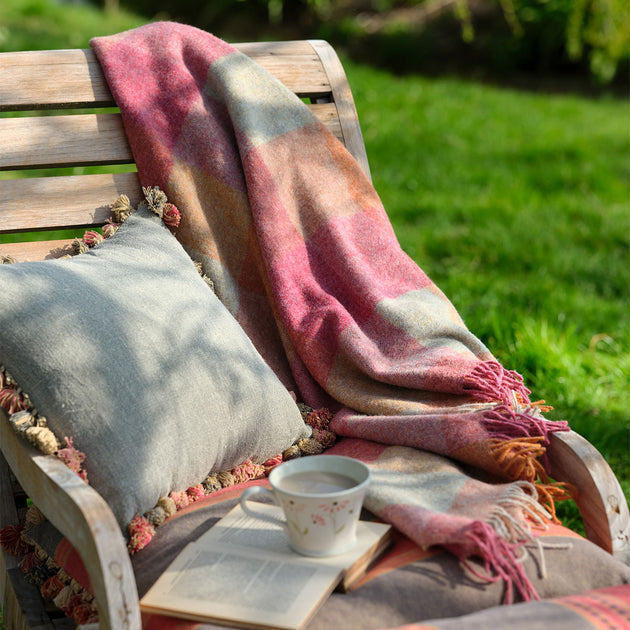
[
  {"left": 53, "top": 585, "right": 74, "bottom": 610},
  {"left": 41, "top": 574, "right": 66, "bottom": 599},
  {"left": 169, "top": 490, "right": 190, "bottom": 510},
  {"left": 304, "top": 408, "right": 333, "bottom": 429},
  {"left": 0, "top": 525, "right": 30, "bottom": 556},
  {"left": 71, "top": 239, "right": 90, "bottom": 255},
  {"left": 127, "top": 515, "right": 155, "bottom": 554},
  {"left": 464, "top": 361, "right": 531, "bottom": 406},
  {"left": 217, "top": 470, "right": 236, "bottom": 487},
  {"left": 8, "top": 410, "right": 35, "bottom": 435},
  {"left": 157, "top": 496, "right": 177, "bottom": 518},
  {"left": 102, "top": 219, "right": 120, "bottom": 239},
  {"left": 72, "top": 602, "right": 98, "bottom": 624},
  {"left": 201, "top": 473, "right": 222, "bottom": 494},
  {"left": 111, "top": 194, "right": 134, "bottom": 223},
  {"left": 162, "top": 202, "right": 181, "bottom": 227},
  {"left": 55, "top": 437, "right": 88, "bottom": 480},
  {"left": 82, "top": 230, "right": 104, "bottom": 248},
  {"left": 297, "top": 402, "right": 314, "bottom": 421},
  {"left": 143, "top": 186, "right": 168, "bottom": 217},
  {"left": 45, "top": 557, "right": 58, "bottom": 571},
  {"left": 0, "top": 385, "right": 29, "bottom": 415},
  {"left": 283, "top": 444, "right": 302, "bottom": 460},
  {"left": 231, "top": 460, "right": 265, "bottom": 484},
  {"left": 19, "top": 551, "right": 42, "bottom": 573},
  {"left": 25, "top": 426, "right": 59, "bottom": 455},
  {"left": 262, "top": 454, "right": 283, "bottom": 473},
  {"left": 63, "top": 593, "right": 84, "bottom": 615},
  {"left": 312, "top": 427, "right": 336, "bottom": 449},
  {"left": 186, "top": 484, "right": 205, "bottom": 501},
  {"left": 448, "top": 520, "right": 539, "bottom": 604},
  {"left": 144, "top": 506, "right": 167, "bottom": 527},
  {"left": 297, "top": 437, "right": 325, "bottom": 456},
  {"left": 24, "top": 505, "right": 46, "bottom": 529}
]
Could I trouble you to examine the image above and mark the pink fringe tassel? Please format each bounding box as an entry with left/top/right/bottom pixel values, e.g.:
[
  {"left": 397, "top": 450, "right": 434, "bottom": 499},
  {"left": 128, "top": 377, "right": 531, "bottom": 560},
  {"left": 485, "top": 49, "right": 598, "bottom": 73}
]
[
  {"left": 448, "top": 520, "right": 539, "bottom": 604},
  {"left": 482, "top": 404, "right": 568, "bottom": 441},
  {"left": 464, "top": 361, "right": 531, "bottom": 406}
]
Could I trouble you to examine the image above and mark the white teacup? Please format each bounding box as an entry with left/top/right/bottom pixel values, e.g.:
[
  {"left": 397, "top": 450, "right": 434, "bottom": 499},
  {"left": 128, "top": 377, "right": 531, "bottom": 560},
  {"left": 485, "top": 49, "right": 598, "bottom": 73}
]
[{"left": 240, "top": 455, "right": 370, "bottom": 557}]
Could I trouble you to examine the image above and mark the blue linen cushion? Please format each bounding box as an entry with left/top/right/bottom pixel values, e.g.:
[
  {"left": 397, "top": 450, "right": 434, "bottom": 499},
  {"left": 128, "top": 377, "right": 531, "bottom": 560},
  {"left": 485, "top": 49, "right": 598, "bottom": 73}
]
[{"left": 0, "top": 204, "right": 310, "bottom": 529}]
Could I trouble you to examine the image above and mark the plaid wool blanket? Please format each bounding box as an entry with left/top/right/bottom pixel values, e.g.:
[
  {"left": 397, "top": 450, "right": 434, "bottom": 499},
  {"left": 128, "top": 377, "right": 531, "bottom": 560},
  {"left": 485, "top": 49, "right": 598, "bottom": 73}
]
[{"left": 91, "top": 22, "right": 570, "bottom": 602}]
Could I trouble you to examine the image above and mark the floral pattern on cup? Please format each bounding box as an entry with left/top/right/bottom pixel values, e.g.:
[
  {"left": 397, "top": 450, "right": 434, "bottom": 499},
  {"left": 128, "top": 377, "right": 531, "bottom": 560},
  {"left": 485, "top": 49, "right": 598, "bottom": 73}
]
[
  {"left": 282, "top": 497, "right": 358, "bottom": 537},
  {"left": 240, "top": 455, "right": 370, "bottom": 556}
]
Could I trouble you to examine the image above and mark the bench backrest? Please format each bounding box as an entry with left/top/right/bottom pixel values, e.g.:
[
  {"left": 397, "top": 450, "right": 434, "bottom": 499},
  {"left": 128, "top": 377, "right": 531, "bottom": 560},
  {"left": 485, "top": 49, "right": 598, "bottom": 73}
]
[{"left": 0, "top": 40, "right": 370, "bottom": 262}]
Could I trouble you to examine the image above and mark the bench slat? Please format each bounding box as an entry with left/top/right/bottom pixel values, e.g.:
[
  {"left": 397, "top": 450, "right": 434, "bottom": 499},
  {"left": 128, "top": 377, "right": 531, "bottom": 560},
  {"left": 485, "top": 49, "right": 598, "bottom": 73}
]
[
  {"left": 0, "top": 49, "right": 112, "bottom": 111},
  {"left": 0, "top": 104, "right": 341, "bottom": 171},
  {"left": 0, "top": 172, "right": 142, "bottom": 233},
  {"left": 0, "top": 45, "right": 332, "bottom": 111},
  {"left": 0, "top": 113, "right": 133, "bottom": 170},
  {"left": 0, "top": 239, "right": 76, "bottom": 261}
]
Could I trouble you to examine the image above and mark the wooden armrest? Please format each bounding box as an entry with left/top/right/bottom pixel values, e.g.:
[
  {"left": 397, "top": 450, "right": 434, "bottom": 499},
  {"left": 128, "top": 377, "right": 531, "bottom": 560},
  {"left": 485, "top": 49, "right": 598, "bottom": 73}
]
[
  {"left": 548, "top": 430, "right": 630, "bottom": 564},
  {"left": 0, "top": 410, "right": 141, "bottom": 629}
]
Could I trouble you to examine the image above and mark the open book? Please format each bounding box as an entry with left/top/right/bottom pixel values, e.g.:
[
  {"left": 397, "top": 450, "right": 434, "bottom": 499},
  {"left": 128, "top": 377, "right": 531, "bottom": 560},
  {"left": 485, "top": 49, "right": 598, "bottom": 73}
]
[{"left": 140, "top": 502, "right": 392, "bottom": 630}]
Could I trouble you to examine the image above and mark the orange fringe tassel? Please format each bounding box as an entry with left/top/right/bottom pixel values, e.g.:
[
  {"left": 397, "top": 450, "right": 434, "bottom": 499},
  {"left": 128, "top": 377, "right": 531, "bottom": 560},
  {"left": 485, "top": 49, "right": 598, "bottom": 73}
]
[{"left": 489, "top": 437, "right": 575, "bottom": 522}]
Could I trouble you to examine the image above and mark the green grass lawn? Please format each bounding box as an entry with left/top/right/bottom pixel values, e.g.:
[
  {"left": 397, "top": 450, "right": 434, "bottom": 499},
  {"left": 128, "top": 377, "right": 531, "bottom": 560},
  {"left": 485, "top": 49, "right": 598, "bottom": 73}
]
[
  {"left": 343, "top": 60, "right": 630, "bottom": 527},
  {"left": 0, "top": 3, "right": 629, "bottom": 623}
]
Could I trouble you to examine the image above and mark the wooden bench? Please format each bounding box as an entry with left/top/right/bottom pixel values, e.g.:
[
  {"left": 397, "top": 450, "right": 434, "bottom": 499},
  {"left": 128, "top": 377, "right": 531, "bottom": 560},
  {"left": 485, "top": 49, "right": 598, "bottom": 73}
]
[{"left": 0, "top": 40, "right": 628, "bottom": 629}]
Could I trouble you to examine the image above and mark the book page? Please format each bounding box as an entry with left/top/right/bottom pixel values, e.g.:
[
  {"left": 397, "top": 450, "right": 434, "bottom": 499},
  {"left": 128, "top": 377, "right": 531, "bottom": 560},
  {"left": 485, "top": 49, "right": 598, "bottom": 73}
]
[
  {"left": 201, "top": 503, "right": 293, "bottom": 554},
  {"left": 197, "top": 503, "right": 391, "bottom": 574},
  {"left": 140, "top": 542, "right": 342, "bottom": 630},
  {"left": 141, "top": 504, "right": 392, "bottom": 628}
]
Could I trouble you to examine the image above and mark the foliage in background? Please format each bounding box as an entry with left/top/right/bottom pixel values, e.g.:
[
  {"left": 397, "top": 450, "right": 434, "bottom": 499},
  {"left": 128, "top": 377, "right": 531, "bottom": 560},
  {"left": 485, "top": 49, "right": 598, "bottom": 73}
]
[
  {"left": 107, "top": 0, "right": 630, "bottom": 85},
  {"left": 0, "top": 0, "right": 144, "bottom": 51},
  {"left": 456, "top": 0, "right": 630, "bottom": 82},
  {"left": 565, "top": 0, "right": 630, "bottom": 82}
]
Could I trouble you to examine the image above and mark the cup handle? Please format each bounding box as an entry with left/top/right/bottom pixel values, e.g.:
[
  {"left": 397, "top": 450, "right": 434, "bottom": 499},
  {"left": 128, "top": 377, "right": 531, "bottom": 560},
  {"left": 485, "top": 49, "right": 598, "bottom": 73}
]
[{"left": 240, "top": 486, "right": 286, "bottom": 528}]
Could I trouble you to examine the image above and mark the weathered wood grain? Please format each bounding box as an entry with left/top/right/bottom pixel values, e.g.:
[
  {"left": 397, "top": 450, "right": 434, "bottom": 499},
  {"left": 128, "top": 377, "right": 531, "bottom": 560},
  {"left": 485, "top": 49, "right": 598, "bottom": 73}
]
[{"left": 0, "top": 411, "right": 141, "bottom": 629}]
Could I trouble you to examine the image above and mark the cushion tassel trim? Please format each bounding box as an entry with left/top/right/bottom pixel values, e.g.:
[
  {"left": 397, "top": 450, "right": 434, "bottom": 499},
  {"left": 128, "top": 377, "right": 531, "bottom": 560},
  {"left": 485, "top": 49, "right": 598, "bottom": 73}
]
[
  {"left": 0, "top": 364, "right": 334, "bottom": 557},
  {"left": 0, "top": 505, "right": 99, "bottom": 624},
  {"left": 127, "top": 404, "right": 335, "bottom": 554}
]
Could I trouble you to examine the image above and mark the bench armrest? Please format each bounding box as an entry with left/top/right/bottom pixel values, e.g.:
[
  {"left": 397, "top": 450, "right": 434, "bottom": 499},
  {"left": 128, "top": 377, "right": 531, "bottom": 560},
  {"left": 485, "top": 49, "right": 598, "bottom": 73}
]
[
  {"left": 0, "top": 409, "right": 141, "bottom": 629},
  {"left": 548, "top": 429, "right": 630, "bottom": 564}
]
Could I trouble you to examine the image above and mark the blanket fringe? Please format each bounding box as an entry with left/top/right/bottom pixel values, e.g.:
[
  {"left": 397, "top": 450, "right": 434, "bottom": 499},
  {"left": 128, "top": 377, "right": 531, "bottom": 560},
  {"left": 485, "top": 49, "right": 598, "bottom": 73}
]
[
  {"left": 448, "top": 520, "right": 539, "bottom": 604},
  {"left": 489, "top": 437, "right": 548, "bottom": 482},
  {"left": 488, "top": 438, "right": 574, "bottom": 521},
  {"left": 479, "top": 396, "right": 572, "bottom": 521},
  {"left": 489, "top": 481, "right": 551, "bottom": 539},
  {"left": 463, "top": 361, "right": 531, "bottom": 406},
  {"left": 482, "top": 403, "right": 568, "bottom": 449},
  {"left": 482, "top": 400, "right": 568, "bottom": 475}
]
